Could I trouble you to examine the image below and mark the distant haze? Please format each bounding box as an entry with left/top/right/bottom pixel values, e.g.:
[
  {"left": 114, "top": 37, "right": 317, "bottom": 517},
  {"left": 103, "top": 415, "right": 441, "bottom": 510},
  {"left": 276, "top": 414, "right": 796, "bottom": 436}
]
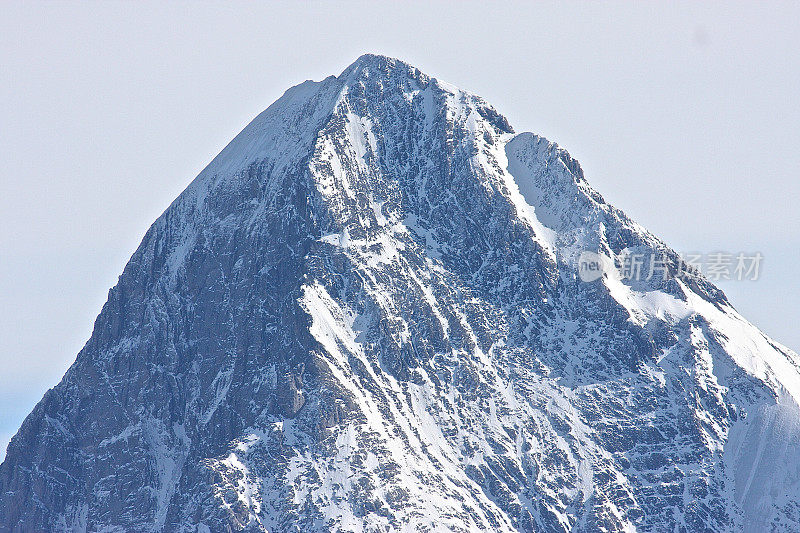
[{"left": 1, "top": 1, "right": 798, "bottom": 461}]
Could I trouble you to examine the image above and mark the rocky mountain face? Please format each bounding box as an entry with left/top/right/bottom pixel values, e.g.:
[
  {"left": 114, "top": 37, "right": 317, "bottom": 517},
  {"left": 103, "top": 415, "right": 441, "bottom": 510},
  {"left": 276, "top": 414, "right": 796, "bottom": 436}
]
[{"left": 3, "top": 54, "right": 800, "bottom": 532}]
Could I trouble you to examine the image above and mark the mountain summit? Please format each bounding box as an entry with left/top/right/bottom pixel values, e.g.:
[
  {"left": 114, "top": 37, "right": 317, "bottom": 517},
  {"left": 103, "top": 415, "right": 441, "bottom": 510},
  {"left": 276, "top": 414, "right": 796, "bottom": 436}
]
[{"left": 3, "top": 54, "right": 800, "bottom": 532}]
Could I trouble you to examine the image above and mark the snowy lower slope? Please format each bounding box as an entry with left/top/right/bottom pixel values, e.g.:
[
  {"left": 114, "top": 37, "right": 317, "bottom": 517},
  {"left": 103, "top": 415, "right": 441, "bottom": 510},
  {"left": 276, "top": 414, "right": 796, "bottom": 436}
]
[{"left": 2, "top": 54, "right": 799, "bottom": 532}]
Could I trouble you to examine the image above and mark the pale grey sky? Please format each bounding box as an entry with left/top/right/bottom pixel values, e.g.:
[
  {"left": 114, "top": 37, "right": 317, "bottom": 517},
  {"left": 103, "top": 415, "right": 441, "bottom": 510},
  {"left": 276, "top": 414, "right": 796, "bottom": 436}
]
[{"left": 1, "top": 1, "right": 798, "bottom": 460}]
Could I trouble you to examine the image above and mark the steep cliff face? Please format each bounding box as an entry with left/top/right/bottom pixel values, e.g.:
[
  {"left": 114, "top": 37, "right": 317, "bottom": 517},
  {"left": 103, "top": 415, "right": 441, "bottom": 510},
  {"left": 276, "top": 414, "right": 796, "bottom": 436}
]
[{"left": 2, "top": 54, "right": 800, "bottom": 532}]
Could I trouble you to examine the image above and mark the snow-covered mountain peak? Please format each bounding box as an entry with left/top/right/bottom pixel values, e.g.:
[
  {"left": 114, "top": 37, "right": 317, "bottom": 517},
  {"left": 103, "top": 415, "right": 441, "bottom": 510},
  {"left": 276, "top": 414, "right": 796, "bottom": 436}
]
[{"left": 3, "top": 55, "right": 800, "bottom": 532}]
